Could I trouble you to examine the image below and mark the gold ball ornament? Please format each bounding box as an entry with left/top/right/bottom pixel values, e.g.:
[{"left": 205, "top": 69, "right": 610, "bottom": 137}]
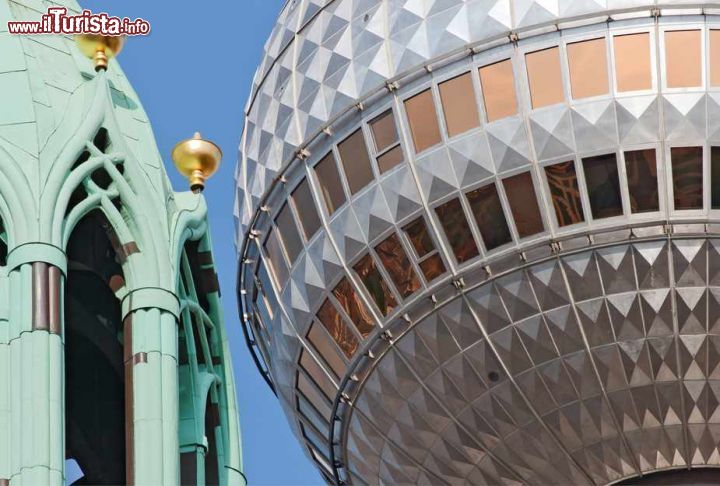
[
  {"left": 75, "top": 34, "right": 125, "bottom": 71},
  {"left": 172, "top": 133, "right": 222, "bottom": 193}
]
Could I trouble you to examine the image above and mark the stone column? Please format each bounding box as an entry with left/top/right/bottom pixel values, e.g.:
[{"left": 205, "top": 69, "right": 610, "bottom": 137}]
[
  {"left": 122, "top": 288, "right": 180, "bottom": 486},
  {"left": 4, "top": 243, "right": 66, "bottom": 486}
]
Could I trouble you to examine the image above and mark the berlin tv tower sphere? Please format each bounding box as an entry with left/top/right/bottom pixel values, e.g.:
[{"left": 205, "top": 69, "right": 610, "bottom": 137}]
[{"left": 236, "top": 1, "right": 720, "bottom": 484}]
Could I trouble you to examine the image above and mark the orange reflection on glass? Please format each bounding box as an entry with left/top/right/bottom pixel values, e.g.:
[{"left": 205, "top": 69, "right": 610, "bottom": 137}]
[
  {"left": 419, "top": 255, "right": 445, "bottom": 281},
  {"left": 711, "top": 31, "right": 720, "bottom": 87},
  {"left": 404, "top": 89, "right": 442, "bottom": 153},
  {"left": 375, "top": 233, "right": 421, "bottom": 298},
  {"left": 671, "top": 146, "right": 703, "bottom": 210},
  {"left": 353, "top": 254, "right": 397, "bottom": 316},
  {"left": 333, "top": 277, "right": 375, "bottom": 337},
  {"left": 525, "top": 47, "right": 564, "bottom": 109},
  {"left": 479, "top": 59, "right": 517, "bottom": 121},
  {"left": 545, "top": 161, "right": 585, "bottom": 226},
  {"left": 503, "top": 171, "right": 544, "bottom": 238},
  {"left": 665, "top": 30, "right": 701, "bottom": 88},
  {"left": 567, "top": 38, "right": 609, "bottom": 99},
  {"left": 316, "top": 299, "right": 359, "bottom": 359},
  {"left": 439, "top": 72, "right": 480, "bottom": 137},
  {"left": 614, "top": 33, "right": 652, "bottom": 92}
]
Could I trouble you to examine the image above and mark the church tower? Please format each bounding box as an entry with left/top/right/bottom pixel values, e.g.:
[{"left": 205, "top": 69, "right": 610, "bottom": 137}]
[{"left": 0, "top": 1, "right": 244, "bottom": 484}]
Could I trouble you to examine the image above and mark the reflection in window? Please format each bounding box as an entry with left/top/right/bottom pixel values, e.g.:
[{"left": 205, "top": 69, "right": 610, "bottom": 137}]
[
  {"left": 439, "top": 72, "right": 480, "bottom": 137},
  {"left": 299, "top": 350, "right": 336, "bottom": 400},
  {"left": 370, "top": 111, "right": 404, "bottom": 174},
  {"left": 291, "top": 179, "right": 322, "bottom": 240},
  {"left": 711, "top": 31, "right": 720, "bottom": 87},
  {"left": 713, "top": 147, "right": 720, "bottom": 209},
  {"left": 625, "top": 149, "right": 659, "bottom": 213},
  {"left": 333, "top": 278, "right": 375, "bottom": 337},
  {"left": 297, "top": 372, "right": 332, "bottom": 421},
  {"left": 403, "top": 217, "right": 446, "bottom": 281},
  {"left": 479, "top": 59, "right": 517, "bottom": 122},
  {"left": 435, "top": 198, "right": 479, "bottom": 263},
  {"left": 525, "top": 47, "right": 564, "bottom": 109},
  {"left": 307, "top": 321, "right": 347, "bottom": 380},
  {"left": 614, "top": 33, "right": 652, "bottom": 92},
  {"left": 503, "top": 172, "right": 544, "bottom": 238},
  {"left": 253, "top": 272, "right": 275, "bottom": 340},
  {"left": 377, "top": 146, "right": 404, "bottom": 173},
  {"left": 665, "top": 30, "right": 701, "bottom": 88},
  {"left": 301, "top": 422, "right": 331, "bottom": 464},
  {"left": 404, "top": 89, "right": 441, "bottom": 153},
  {"left": 466, "top": 183, "right": 512, "bottom": 250},
  {"left": 276, "top": 203, "right": 303, "bottom": 265},
  {"left": 317, "top": 299, "right": 358, "bottom": 358},
  {"left": 376, "top": 234, "right": 421, "bottom": 298},
  {"left": 353, "top": 254, "right": 397, "bottom": 316},
  {"left": 370, "top": 110, "right": 399, "bottom": 152},
  {"left": 545, "top": 161, "right": 585, "bottom": 226},
  {"left": 264, "top": 228, "right": 289, "bottom": 287},
  {"left": 672, "top": 146, "right": 703, "bottom": 210},
  {"left": 582, "top": 153, "right": 623, "bottom": 219},
  {"left": 298, "top": 395, "right": 329, "bottom": 437},
  {"left": 337, "top": 129, "right": 374, "bottom": 195},
  {"left": 567, "top": 38, "right": 608, "bottom": 99},
  {"left": 315, "top": 153, "right": 346, "bottom": 215}
]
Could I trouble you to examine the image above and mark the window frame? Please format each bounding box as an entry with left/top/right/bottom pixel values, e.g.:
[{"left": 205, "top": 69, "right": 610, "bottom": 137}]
[
  {"left": 477, "top": 52, "right": 519, "bottom": 123},
  {"left": 619, "top": 144, "right": 666, "bottom": 219},
  {"left": 521, "top": 41, "right": 568, "bottom": 110},
  {"left": 578, "top": 151, "right": 627, "bottom": 221},
  {"left": 431, "top": 194, "right": 483, "bottom": 266},
  {"left": 500, "top": 166, "right": 549, "bottom": 241},
  {"left": 540, "top": 156, "right": 590, "bottom": 231},
  {"left": 660, "top": 26, "right": 705, "bottom": 92},
  {"left": 609, "top": 27, "right": 658, "bottom": 97},
  {"left": 437, "top": 70, "right": 482, "bottom": 139},
  {"left": 366, "top": 105, "right": 406, "bottom": 175},
  {"left": 666, "top": 143, "right": 708, "bottom": 216},
  {"left": 401, "top": 84, "right": 444, "bottom": 155},
  {"left": 400, "top": 215, "right": 449, "bottom": 285},
  {"left": 563, "top": 34, "right": 611, "bottom": 102}
]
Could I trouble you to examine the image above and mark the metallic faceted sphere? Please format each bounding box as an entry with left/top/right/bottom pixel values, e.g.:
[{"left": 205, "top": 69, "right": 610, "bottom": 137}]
[{"left": 236, "top": 1, "right": 720, "bottom": 484}]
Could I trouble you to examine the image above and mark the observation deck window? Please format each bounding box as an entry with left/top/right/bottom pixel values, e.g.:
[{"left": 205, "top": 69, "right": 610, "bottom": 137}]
[{"left": 503, "top": 171, "right": 544, "bottom": 238}]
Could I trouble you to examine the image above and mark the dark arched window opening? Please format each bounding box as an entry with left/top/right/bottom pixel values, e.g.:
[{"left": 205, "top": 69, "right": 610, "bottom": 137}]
[
  {"left": 65, "top": 209, "right": 126, "bottom": 484},
  {"left": 179, "top": 239, "right": 224, "bottom": 485}
]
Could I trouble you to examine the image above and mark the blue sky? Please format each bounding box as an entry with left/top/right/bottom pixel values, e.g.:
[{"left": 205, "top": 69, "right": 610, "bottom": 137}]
[{"left": 80, "top": 1, "right": 320, "bottom": 484}]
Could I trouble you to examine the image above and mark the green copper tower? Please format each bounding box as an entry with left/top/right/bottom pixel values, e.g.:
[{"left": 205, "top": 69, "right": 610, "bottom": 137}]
[{"left": 0, "top": 1, "right": 244, "bottom": 485}]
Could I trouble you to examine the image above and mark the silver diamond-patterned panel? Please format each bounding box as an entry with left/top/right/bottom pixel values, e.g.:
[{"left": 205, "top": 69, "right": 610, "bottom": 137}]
[
  {"left": 236, "top": 3, "right": 720, "bottom": 483},
  {"left": 341, "top": 238, "right": 720, "bottom": 484},
  {"left": 236, "top": 0, "right": 689, "bottom": 233}
]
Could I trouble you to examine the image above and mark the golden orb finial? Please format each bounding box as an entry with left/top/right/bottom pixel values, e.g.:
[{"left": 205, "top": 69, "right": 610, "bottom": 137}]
[
  {"left": 172, "top": 132, "right": 222, "bottom": 193},
  {"left": 75, "top": 34, "right": 125, "bottom": 71}
]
